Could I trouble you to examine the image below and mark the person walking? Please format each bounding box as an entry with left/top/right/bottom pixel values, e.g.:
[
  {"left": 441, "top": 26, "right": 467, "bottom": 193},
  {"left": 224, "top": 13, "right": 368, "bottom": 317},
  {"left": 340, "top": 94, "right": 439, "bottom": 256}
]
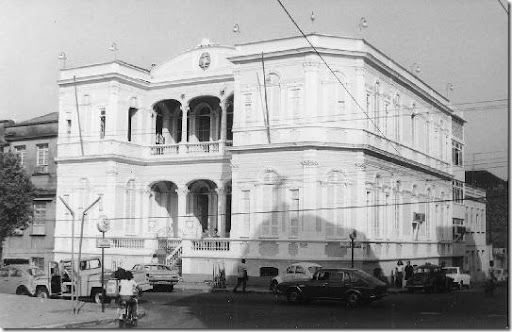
[{"left": 233, "top": 259, "right": 248, "bottom": 293}]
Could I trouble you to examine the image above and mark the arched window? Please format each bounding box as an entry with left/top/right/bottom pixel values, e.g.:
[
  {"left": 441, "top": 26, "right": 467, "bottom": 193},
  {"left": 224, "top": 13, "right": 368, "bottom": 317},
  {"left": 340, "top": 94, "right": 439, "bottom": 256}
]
[
  {"left": 266, "top": 73, "right": 281, "bottom": 119},
  {"left": 125, "top": 180, "right": 136, "bottom": 235}
]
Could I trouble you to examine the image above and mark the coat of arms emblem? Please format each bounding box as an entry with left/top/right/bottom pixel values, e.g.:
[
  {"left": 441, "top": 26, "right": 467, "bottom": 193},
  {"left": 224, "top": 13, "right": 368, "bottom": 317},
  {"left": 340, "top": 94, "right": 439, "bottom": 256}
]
[{"left": 199, "top": 52, "right": 211, "bottom": 70}]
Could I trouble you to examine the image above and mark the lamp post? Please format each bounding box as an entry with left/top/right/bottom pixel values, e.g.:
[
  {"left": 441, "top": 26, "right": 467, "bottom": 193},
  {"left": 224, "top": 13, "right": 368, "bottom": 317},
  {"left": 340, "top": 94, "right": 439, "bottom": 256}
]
[
  {"left": 349, "top": 229, "right": 357, "bottom": 268},
  {"left": 97, "top": 215, "right": 110, "bottom": 313}
]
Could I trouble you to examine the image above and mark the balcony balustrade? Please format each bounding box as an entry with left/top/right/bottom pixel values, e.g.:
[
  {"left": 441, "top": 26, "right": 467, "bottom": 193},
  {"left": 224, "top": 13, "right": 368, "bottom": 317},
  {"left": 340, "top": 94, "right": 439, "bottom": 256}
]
[{"left": 150, "top": 141, "right": 221, "bottom": 156}]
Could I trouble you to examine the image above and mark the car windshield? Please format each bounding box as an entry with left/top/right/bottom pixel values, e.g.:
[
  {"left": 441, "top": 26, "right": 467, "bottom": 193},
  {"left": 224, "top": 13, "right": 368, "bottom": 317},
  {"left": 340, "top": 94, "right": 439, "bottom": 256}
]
[
  {"left": 27, "top": 267, "right": 45, "bottom": 277},
  {"left": 443, "top": 268, "right": 458, "bottom": 274}
]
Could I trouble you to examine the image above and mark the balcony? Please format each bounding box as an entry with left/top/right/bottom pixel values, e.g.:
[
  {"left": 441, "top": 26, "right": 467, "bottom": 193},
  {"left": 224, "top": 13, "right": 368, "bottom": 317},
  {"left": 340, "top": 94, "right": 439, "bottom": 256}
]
[{"left": 58, "top": 139, "right": 229, "bottom": 160}]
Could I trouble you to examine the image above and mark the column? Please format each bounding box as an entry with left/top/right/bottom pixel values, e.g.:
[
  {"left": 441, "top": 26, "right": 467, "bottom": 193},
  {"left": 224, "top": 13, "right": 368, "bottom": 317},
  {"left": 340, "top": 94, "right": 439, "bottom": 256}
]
[
  {"left": 216, "top": 187, "right": 226, "bottom": 237},
  {"left": 219, "top": 100, "right": 227, "bottom": 153},
  {"left": 179, "top": 105, "right": 189, "bottom": 153},
  {"left": 176, "top": 186, "right": 189, "bottom": 236}
]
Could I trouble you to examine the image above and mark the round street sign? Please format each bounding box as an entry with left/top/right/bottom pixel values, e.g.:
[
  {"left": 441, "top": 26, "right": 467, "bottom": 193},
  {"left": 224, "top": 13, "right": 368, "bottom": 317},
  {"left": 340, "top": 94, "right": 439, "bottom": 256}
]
[{"left": 97, "top": 215, "right": 110, "bottom": 233}]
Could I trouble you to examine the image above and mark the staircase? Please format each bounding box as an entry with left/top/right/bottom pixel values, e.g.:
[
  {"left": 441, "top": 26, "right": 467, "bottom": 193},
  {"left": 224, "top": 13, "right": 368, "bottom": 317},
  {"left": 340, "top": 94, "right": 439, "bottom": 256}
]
[{"left": 166, "top": 242, "right": 183, "bottom": 276}]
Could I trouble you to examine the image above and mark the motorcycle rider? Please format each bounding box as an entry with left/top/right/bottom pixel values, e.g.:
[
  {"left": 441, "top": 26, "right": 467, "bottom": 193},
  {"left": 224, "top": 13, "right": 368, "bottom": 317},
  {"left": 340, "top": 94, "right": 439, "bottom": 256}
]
[{"left": 119, "top": 270, "right": 141, "bottom": 320}]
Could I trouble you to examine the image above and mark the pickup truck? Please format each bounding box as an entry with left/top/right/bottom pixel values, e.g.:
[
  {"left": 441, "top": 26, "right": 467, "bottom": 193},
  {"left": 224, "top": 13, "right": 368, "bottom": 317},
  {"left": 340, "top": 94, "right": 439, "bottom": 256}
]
[
  {"left": 443, "top": 266, "right": 471, "bottom": 289},
  {"left": 25, "top": 257, "right": 151, "bottom": 303},
  {"left": 132, "top": 263, "right": 180, "bottom": 291}
]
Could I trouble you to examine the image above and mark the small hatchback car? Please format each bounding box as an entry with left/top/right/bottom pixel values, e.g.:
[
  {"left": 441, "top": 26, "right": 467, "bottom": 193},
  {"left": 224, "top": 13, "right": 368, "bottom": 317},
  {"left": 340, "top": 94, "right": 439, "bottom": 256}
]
[
  {"left": 406, "top": 264, "right": 453, "bottom": 293},
  {"left": 275, "top": 268, "right": 388, "bottom": 306},
  {"left": 269, "top": 262, "right": 322, "bottom": 294}
]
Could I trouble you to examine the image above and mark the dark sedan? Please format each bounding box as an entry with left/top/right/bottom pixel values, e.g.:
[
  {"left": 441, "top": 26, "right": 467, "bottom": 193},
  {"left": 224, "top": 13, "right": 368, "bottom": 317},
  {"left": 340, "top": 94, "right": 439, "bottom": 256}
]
[
  {"left": 406, "top": 264, "right": 453, "bottom": 293},
  {"left": 275, "top": 268, "right": 388, "bottom": 306}
]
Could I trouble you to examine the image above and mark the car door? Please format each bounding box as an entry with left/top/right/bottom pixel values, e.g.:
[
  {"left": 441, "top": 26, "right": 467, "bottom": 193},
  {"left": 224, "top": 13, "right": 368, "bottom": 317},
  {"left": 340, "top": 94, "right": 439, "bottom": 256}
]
[
  {"left": 294, "top": 265, "right": 310, "bottom": 282},
  {"left": 10, "top": 268, "right": 26, "bottom": 293},
  {"left": 0, "top": 267, "right": 12, "bottom": 294},
  {"left": 303, "top": 270, "right": 331, "bottom": 299},
  {"left": 327, "top": 271, "right": 348, "bottom": 300}
]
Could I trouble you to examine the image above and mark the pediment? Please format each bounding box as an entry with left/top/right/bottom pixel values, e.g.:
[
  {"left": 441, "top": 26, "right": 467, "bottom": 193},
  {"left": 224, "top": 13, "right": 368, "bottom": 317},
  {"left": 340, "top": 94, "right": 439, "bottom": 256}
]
[{"left": 150, "top": 38, "right": 236, "bottom": 83}]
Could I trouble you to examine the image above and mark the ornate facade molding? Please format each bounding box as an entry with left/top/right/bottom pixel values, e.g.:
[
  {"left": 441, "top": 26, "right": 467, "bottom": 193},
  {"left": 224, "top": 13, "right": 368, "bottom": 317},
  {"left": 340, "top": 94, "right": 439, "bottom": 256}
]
[
  {"left": 354, "top": 162, "right": 366, "bottom": 171},
  {"left": 301, "top": 159, "right": 318, "bottom": 167}
]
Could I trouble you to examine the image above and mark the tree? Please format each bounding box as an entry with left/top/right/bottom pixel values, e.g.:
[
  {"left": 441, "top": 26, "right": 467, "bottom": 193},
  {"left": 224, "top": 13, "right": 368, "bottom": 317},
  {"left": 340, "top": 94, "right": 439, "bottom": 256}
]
[{"left": 0, "top": 152, "right": 35, "bottom": 252}]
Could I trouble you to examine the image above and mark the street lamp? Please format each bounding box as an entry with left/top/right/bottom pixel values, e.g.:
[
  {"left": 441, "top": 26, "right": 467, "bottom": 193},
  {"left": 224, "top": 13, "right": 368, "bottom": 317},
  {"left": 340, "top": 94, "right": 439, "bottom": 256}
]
[
  {"left": 349, "top": 229, "right": 357, "bottom": 268},
  {"left": 97, "top": 215, "right": 110, "bottom": 313}
]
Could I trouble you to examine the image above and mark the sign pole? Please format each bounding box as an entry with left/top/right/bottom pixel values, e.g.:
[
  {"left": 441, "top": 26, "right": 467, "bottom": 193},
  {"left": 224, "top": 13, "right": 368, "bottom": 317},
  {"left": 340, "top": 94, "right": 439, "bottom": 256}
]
[
  {"left": 101, "top": 231, "right": 105, "bottom": 313},
  {"left": 349, "top": 229, "right": 357, "bottom": 269}
]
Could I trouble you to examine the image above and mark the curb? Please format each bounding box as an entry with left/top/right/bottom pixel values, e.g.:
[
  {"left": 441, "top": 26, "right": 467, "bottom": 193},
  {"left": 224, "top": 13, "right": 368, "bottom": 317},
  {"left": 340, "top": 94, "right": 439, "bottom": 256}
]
[{"left": 34, "top": 311, "right": 147, "bottom": 329}]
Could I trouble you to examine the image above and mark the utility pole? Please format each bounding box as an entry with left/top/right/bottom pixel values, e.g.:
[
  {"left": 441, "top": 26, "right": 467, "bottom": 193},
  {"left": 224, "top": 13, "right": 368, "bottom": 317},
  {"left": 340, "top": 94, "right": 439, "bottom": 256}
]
[{"left": 59, "top": 196, "right": 78, "bottom": 314}]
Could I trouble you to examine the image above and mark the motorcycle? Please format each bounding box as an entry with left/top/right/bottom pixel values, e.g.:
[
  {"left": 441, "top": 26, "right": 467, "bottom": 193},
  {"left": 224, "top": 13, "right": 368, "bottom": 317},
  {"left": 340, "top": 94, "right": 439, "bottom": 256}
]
[{"left": 118, "top": 297, "right": 138, "bottom": 328}]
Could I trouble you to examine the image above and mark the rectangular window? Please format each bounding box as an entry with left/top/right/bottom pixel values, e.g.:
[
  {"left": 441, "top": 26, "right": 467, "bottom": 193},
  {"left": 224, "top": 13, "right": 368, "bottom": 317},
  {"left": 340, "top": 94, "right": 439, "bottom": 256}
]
[
  {"left": 290, "top": 87, "right": 301, "bottom": 116},
  {"left": 36, "top": 143, "right": 49, "bottom": 173},
  {"left": 14, "top": 145, "right": 26, "bottom": 166},
  {"left": 453, "top": 218, "right": 465, "bottom": 242},
  {"left": 290, "top": 189, "right": 299, "bottom": 238},
  {"left": 452, "top": 140, "right": 463, "bottom": 166},
  {"left": 32, "top": 201, "right": 47, "bottom": 235},
  {"left": 100, "top": 109, "right": 106, "bottom": 139},
  {"left": 452, "top": 180, "right": 464, "bottom": 204},
  {"left": 66, "top": 119, "right": 72, "bottom": 135},
  {"left": 31, "top": 257, "right": 44, "bottom": 270},
  {"left": 242, "top": 190, "right": 251, "bottom": 235}
]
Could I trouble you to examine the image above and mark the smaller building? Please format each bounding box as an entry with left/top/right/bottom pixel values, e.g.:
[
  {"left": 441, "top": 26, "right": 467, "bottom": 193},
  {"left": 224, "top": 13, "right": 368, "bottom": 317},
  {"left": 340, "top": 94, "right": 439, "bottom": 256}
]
[
  {"left": 1, "top": 113, "right": 58, "bottom": 271},
  {"left": 463, "top": 184, "right": 491, "bottom": 282}
]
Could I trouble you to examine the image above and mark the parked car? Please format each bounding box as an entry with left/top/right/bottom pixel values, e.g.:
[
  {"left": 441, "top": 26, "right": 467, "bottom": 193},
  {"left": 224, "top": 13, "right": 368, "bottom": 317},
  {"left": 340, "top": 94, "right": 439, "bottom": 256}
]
[
  {"left": 406, "top": 264, "right": 453, "bottom": 293},
  {"left": 275, "top": 268, "right": 388, "bottom": 307},
  {"left": 269, "top": 262, "right": 322, "bottom": 294},
  {"left": 0, "top": 264, "right": 46, "bottom": 296},
  {"left": 443, "top": 266, "right": 471, "bottom": 289},
  {"left": 132, "top": 264, "right": 180, "bottom": 291}
]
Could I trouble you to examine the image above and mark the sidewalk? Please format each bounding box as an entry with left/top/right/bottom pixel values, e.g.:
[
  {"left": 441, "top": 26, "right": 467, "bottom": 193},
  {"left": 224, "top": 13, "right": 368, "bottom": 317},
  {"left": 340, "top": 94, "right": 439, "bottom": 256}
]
[{"left": 0, "top": 294, "right": 142, "bottom": 329}]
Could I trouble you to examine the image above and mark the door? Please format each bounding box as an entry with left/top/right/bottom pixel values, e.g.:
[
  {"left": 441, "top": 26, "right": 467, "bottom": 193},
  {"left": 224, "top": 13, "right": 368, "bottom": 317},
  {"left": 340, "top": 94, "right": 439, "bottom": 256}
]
[
  {"left": 327, "top": 271, "right": 348, "bottom": 299},
  {"left": 196, "top": 194, "right": 209, "bottom": 231},
  {"left": 304, "top": 270, "right": 331, "bottom": 299},
  {"left": 0, "top": 267, "right": 16, "bottom": 294}
]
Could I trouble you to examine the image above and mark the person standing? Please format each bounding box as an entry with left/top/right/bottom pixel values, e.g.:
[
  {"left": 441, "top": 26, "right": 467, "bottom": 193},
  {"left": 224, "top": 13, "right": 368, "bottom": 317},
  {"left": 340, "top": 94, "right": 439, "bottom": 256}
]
[
  {"left": 404, "top": 261, "right": 414, "bottom": 283},
  {"left": 395, "top": 260, "right": 404, "bottom": 288},
  {"left": 233, "top": 259, "right": 248, "bottom": 293}
]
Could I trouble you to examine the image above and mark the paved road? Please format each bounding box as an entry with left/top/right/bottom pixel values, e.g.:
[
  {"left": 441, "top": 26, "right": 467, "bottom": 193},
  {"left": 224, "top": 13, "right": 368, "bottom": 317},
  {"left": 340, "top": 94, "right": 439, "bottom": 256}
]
[{"left": 99, "top": 286, "right": 508, "bottom": 329}]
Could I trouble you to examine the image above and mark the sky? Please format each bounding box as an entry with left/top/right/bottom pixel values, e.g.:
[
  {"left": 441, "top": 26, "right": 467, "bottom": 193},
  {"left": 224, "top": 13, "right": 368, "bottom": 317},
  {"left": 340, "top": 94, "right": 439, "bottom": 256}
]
[{"left": 0, "top": 0, "right": 508, "bottom": 179}]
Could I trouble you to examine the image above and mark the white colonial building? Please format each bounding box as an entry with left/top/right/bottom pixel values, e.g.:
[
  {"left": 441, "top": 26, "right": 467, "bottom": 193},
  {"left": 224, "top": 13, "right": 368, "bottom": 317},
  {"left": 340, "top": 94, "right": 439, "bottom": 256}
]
[{"left": 54, "top": 34, "right": 472, "bottom": 283}]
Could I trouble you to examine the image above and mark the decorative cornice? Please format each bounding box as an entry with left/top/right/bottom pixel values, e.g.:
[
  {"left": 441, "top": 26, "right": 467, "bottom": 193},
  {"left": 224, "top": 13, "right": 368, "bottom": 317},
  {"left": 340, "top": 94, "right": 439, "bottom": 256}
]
[{"left": 355, "top": 162, "right": 366, "bottom": 171}]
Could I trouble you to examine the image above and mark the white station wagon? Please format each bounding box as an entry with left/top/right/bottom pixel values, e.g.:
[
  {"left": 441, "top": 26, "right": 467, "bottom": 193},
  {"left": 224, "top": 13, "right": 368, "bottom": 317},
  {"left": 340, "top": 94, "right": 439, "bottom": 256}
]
[{"left": 269, "top": 262, "right": 322, "bottom": 294}]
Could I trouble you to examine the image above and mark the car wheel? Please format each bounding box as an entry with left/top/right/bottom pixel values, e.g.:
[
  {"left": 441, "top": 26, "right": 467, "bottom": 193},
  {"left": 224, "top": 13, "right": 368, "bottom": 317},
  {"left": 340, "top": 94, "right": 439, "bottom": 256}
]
[
  {"left": 347, "top": 292, "right": 361, "bottom": 307},
  {"left": 286, "top": 289, "right": 302, "bottom": 304},
  {"left": 92, "top": 289, "right": 102, "bottom": 304},
  {"left": 270, "top": 280, "right": 278, "bottom": 294},
  {"left": 167, "top": 284, "right": 174, "bottom": 292},
  {"left": 36, "top": 287, "right": 49, "bottom": 299},
  {"left": 16, "top": 286, "right": 29, "bottom": 296}
]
